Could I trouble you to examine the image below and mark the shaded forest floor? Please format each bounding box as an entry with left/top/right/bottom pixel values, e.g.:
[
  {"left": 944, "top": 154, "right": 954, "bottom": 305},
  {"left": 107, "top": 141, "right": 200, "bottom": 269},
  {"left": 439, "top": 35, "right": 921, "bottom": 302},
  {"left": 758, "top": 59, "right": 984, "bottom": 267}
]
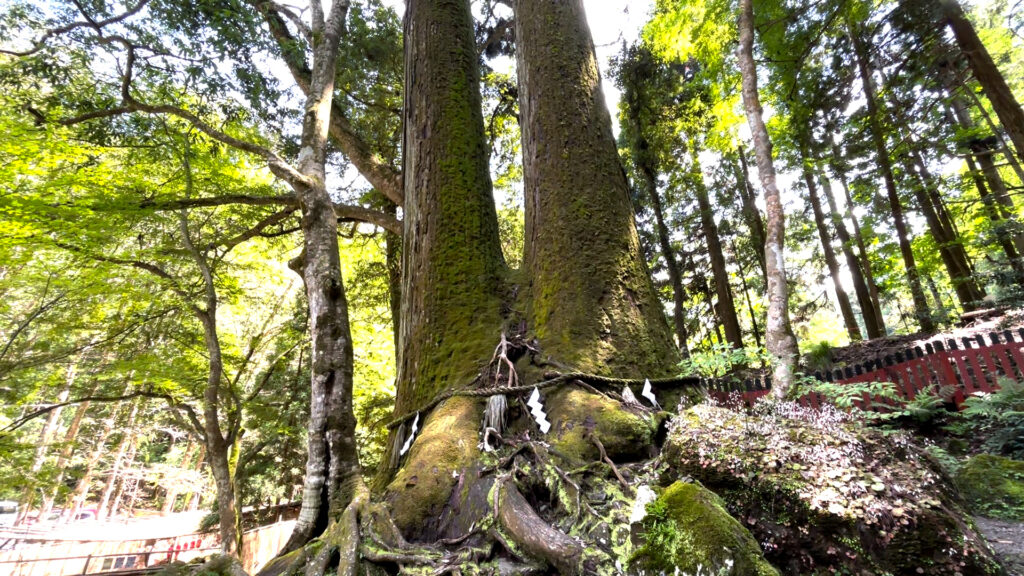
[
  {"left": 976, "top": 516, "right": 1024, "bottom": 575},
  {"left": 822, "top": 308, "right": 1024, "bottom": 368}
]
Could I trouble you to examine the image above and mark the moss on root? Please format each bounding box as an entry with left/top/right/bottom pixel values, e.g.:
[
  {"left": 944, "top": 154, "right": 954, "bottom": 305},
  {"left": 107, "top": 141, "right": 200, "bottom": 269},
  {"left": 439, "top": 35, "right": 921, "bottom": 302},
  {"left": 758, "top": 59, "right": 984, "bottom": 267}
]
[
  {"left": 631, "top": 481, "right": 779, "bottom": 576},
  {"left": 386, "top": 396, "right": 482, "bottom": 534},
  {"left": 956, "top": 454, "right": 1024, "bottom": 521},
  {"left": 546, "top": 387, "right": 659, "bottom": 463}
]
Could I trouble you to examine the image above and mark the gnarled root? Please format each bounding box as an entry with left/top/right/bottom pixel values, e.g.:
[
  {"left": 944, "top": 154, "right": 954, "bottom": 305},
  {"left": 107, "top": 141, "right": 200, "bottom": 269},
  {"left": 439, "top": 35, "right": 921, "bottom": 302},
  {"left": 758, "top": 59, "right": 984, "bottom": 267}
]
[{"left": 494, "top": 476, "right": 583, "bottom": 575}]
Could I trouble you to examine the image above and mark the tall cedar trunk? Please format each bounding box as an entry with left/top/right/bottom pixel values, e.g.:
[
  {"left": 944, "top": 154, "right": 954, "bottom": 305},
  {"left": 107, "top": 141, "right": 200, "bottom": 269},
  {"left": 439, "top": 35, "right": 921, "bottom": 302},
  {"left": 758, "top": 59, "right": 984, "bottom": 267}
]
[
  {"left": 17, "top": 366, "right": 73, "bottom": 523},
  {"left": 800, "top": 150, "right": 861, "bottom": 341},
  {"left": 849, "top": 21, "right": 934, "bottom": 332},
  {"left": 281, "top": 0, "right": 361, "bottom": 553},
  {"left": 736, "top": 148, "right": 768, "bottom": 282},
  {"left": 939, "top": 0, "right": 1024, "bottom": 162},
  {"left": 96, "top": 399, "right": 140, "bottom": 520},
  {"left": 818, "top": 172, "right": 883, "bottom": 339},
  {"left": 829, "top": 142, "right": 887, "bottom": 334},
  {"left": 690, "top": 145, "right": 744, "bottom": 349},
  {"left": 515, "top": 0, "right": 677, "bottom": 374},
  {"left": 383, "top": 0, "right": 506, "bottom": 535},
  {"left": 901, "top": 155, "right": 985, "bottom": 310},
  {"left": 639, "top": 156, "right": 690, "bottom": 355},
  {"left": 41, "top": 390, "right": 93, "bottom": 519},
  {"left": 737, "top": 0, "right": 799, "bottom": 396},
  {"left": 957, "top": 72, "right": 1024, "bottom": 183},
  {"left": 385, "top": 202, "right": 402, "bottom": 356},
  {"left": 66, "top": 398, "right": 122, "bottom": 522}
]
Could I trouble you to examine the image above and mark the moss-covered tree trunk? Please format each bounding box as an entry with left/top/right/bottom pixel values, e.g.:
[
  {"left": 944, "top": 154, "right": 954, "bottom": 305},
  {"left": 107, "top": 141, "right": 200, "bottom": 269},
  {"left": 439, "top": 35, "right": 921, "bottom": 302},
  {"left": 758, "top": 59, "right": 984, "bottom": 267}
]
[
  {"left": 382, "top": 0, "right": 506, "bottom": 533},
  {"left": 514, "top": 0, "right": 677, "bottom": 375}
]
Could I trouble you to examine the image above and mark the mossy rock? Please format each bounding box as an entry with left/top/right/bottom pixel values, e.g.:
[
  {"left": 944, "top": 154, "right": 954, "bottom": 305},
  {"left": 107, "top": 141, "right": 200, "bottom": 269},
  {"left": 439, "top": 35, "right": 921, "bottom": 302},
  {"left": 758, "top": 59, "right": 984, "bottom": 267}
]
[
  {"left": 956, "top": 454, "right": 1024, "bottom": 521},
  {"left": 631, "top": 481, "right": 779, "bottom": 576},
  {"left": 664, "top": 403, "right": 1004, "bottom": 575}
]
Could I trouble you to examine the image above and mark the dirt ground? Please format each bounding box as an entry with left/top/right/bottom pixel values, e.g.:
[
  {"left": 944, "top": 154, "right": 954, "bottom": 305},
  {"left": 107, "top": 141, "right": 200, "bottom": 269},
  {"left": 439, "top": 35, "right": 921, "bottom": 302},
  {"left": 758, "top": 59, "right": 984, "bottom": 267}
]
[{"left": 976, "top": 516, "right": 1024, "bottom": 576}]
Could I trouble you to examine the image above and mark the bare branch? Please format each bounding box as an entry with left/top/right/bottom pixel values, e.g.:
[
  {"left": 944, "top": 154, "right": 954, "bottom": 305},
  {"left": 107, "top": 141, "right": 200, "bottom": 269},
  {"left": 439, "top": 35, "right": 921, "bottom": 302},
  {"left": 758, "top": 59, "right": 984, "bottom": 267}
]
[{"left": 0, "top": 0, "right": 152, "bottom": 57}]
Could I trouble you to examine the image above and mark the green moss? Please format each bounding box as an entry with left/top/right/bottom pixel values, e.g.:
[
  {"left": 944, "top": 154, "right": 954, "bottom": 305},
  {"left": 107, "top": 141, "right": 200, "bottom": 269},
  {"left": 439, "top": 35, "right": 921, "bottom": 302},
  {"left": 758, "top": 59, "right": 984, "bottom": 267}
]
[
  {"left": 546, "top": 387, "right": 657, "bottom": 463},
  {"left": 386, "top": 396, "right": 482, "bottom": 531},
  {"left": 956, "top": 454, "right": 1024, "bottom": 520},
  {"left": 630, "top": 481, "right": 779, "bottom": 576}
]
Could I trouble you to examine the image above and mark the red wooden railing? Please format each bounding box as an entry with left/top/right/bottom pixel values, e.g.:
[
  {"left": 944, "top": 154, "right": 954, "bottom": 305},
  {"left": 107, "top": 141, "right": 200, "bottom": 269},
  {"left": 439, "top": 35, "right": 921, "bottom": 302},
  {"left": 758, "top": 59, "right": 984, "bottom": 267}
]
[{"left": 706, "top": 328, "right": 1024, "bottom": 410}]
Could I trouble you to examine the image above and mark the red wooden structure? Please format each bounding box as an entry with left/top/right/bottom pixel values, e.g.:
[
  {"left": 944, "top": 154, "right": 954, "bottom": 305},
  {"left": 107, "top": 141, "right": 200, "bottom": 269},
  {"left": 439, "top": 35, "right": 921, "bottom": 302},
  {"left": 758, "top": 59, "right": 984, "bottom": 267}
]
[{"left": 706, "top": 328, "right": 1024, "bottom": 410}]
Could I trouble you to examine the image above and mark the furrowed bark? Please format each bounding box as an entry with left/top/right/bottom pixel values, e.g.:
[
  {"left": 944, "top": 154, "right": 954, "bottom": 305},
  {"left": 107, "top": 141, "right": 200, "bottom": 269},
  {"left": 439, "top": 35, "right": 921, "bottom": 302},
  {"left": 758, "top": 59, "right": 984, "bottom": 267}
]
[
  {"left": 515, "top": 0, "right": 677, "bottom": 375},
  {"left": 738, "top": 0, "right": 799, "bottom": 396}
]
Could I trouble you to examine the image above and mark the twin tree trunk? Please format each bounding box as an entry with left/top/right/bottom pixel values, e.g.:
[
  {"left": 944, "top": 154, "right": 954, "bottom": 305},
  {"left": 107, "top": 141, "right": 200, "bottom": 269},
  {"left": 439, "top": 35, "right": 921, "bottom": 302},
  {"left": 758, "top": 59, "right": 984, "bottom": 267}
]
[
  {"left": 383, "top": 0, "right": 676, "bottom": 536},
  {"left": 737, "top": 0, "right": 799, "bottom": 396}
]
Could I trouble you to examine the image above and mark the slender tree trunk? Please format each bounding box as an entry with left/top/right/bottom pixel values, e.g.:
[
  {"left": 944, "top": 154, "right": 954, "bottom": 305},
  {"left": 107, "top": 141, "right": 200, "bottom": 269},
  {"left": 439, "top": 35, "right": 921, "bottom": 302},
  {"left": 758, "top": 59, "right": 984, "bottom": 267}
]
[
  {"left": 957, "top": 75, "right": 1024, "bottom": 183},
  {"left": 973, "top": 141, "right": 1024, "bottom": 254},
  {"left": 277, "top": 0, "right": 362, "bottom": 552},
  {"left": 818, "top": 172, "right": 883, "bottom": 339},
  {"left": 735, "top": 148, "right": 768, "bottom": 282},
  {"left": 738, "top": 0, "right": 799, "bottom": 395},
  {"left": 41, "top": 388, "right": 94, "bottom": 520},
  {"left": 639, "top": 161, "right": 690, "bottom": 356},
  {"left": 801, "top": 150, "right": 861, "bottom": 341},
  {"left": 939, "top": 0, "right": 1024, "bottom": 162},
  {"left": 162, "top": 442, "right": 196, "bottom": 515},
  {"left": 691, "top": 145, "right": 743, "bottom": 348},
  {"left": 829, "top": 144, "right": 887, "bottom": 334},
  {"left": 902, "top": 155, "right": 985, "bottom": 310},
  {"left": 16, "top": 366, "right": 74, "bottom": 523},
  {"left": 97, "top": 399, "right": 141, "bottom": 520},
  {"left": 730, "top": 239, "right": 763, "bottom": 348},
  {"left": 849, "top": 21, "right": 934, "bottom": 332},
  {"left": 66, "top": 398, "right": 122, "bottom": 522}
]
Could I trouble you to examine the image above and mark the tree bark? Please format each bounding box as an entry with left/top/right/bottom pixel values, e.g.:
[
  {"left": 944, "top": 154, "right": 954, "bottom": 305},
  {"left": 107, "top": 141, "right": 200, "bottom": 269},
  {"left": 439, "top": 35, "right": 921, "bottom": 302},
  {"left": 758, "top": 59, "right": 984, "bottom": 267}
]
[
  {"left": 382, "top": 0, "right": 506, "bottom": 535},
  {"left": 939, "top": 0, "right": 1024, "bottom": 163},
  {"left": 828, "top": 142, "right": 887, "bottom": 335},
  {"left": 639, "top": 154, "right": 690, "bottom": 356},
  {"left": 735, "top": 148, "right": 768, "bottom": 282},
  {"left": 41, "top": 385, "right": 94, "bottom": 520},
  {"left": 515, "top": 0, "right": 677, "bottom": 374},
  {"left": 97, "top": 399, "right": 141, "bottom": 520},
  {"left": 818, "top": 172, "right": 883, "bottom": 339},
  {"left": 737, "top": 0, "right": 799, "bottom": 396},
  {"left": 848, "top": 20, "right": 934, "bottom": 333},
  {"left": 800, "top": 150, "right": 861, "bottom": 341},
  {"left": 279, "top": 0, "right": 363, "bottom": 553},
  {"left": 690, "top": 145, "right": 744, "bottom": 349}
]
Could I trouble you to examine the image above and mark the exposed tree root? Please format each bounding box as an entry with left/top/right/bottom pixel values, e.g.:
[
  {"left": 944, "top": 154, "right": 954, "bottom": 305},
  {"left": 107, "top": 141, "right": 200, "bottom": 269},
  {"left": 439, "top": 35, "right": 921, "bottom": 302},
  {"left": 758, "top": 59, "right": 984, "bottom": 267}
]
[{"left": 494, "top": 476, "right": 584, "bottom": 575}]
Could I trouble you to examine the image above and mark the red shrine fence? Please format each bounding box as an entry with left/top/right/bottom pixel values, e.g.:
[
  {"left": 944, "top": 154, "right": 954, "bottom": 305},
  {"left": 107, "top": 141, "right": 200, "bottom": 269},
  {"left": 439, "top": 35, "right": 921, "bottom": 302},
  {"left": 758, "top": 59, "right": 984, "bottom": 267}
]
[{"left": 707, "top": 329, "right": 1024, "bottom": 409}]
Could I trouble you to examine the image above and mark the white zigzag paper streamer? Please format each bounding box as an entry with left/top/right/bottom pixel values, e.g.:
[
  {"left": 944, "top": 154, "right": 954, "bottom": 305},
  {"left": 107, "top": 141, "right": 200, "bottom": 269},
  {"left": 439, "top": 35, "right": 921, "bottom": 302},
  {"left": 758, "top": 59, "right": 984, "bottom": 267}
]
[
  {"left": 621, "top": 385, "right": 640, "bottom": 405},
  {"left": 527, "top": 387, "right": 550, "bottom": 434},
  {"left": 399, "top": 412, "right": 419, "bottom": 456},
  {"left": 641, "top": 378, "right": 659, "bottom": 409}
]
